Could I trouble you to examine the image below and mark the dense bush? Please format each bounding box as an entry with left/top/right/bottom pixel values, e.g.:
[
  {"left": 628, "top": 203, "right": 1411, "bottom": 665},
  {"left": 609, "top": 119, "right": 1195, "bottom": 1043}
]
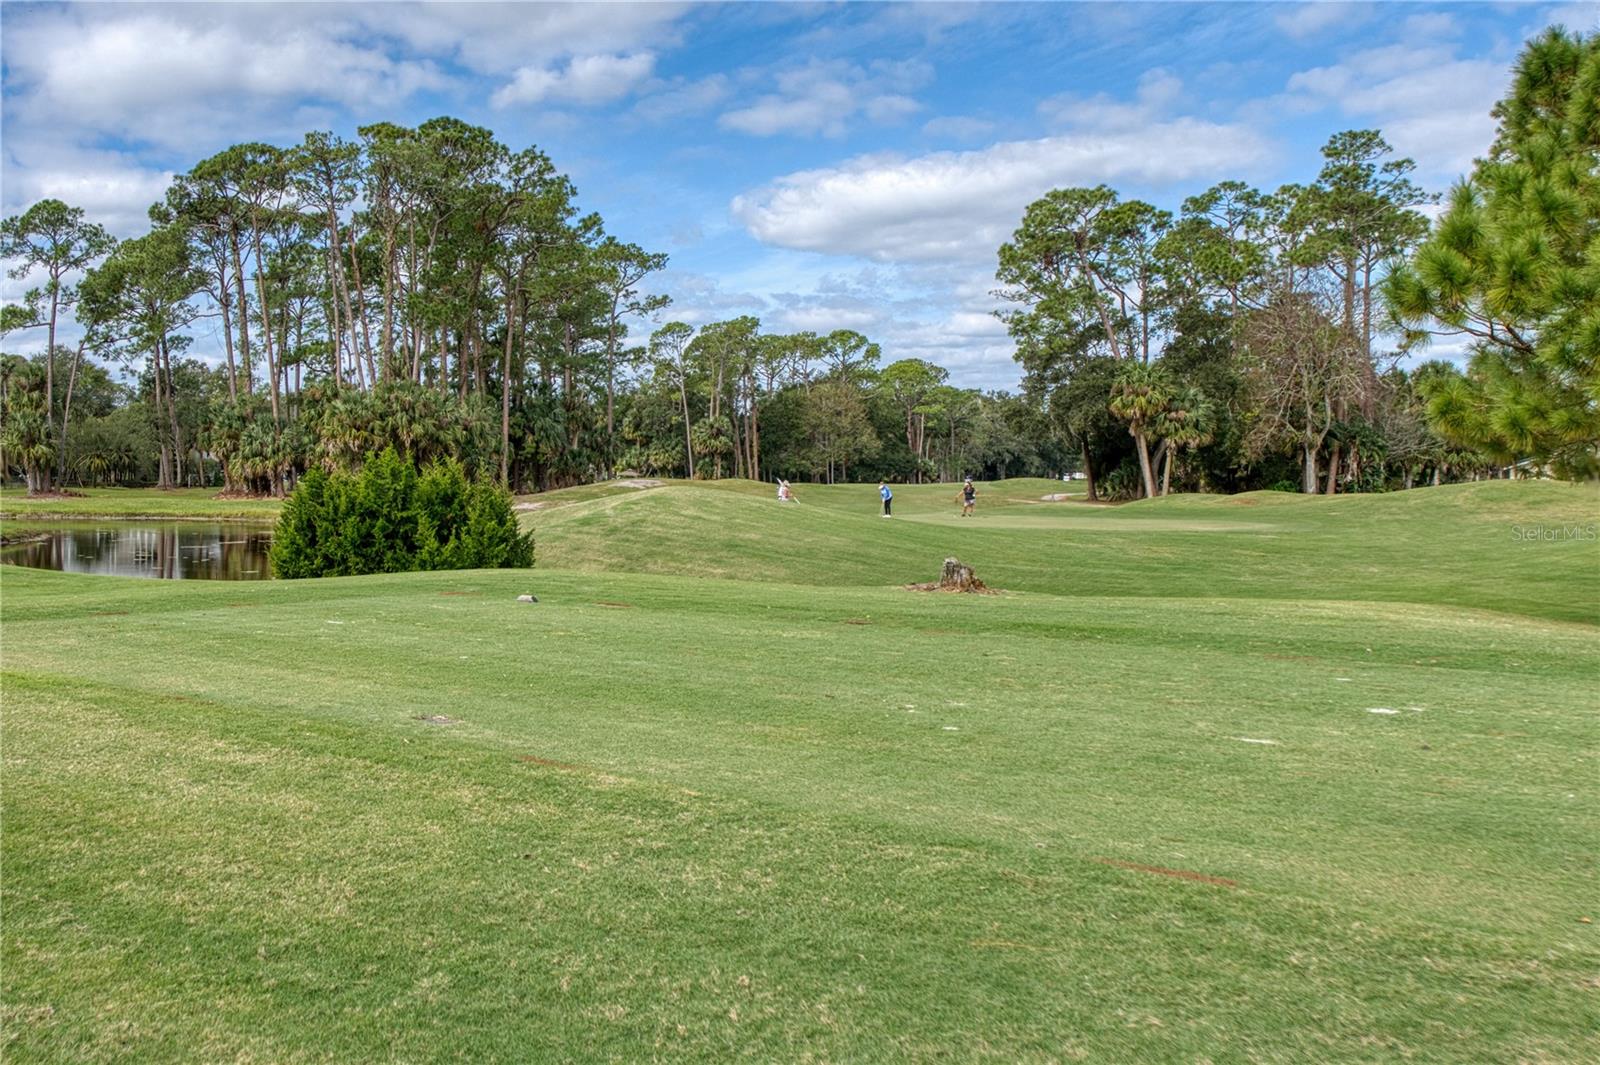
[{"left": 270, "top": 448, "right": 534, "bottom": 579}]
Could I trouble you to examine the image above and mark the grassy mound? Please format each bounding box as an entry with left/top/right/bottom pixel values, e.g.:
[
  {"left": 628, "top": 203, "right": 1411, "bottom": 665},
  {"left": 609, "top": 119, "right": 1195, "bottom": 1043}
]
[{"left": 531, "top": 479, "right": 1599, "bottom": 623}]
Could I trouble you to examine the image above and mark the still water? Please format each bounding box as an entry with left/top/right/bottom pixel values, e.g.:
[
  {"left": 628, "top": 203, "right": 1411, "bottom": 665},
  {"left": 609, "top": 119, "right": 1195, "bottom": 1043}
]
[{"left": 1, "top": 523, "right": 274, "bottom": 580}]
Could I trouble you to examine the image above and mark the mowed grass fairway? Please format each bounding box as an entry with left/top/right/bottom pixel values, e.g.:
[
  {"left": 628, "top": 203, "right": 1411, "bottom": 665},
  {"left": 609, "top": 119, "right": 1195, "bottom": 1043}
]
[{"left": 3, "top": 481, "right": 1597, "bottom": 1062}]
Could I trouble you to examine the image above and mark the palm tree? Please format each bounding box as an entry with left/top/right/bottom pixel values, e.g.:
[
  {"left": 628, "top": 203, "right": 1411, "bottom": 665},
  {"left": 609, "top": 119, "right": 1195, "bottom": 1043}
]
[
  {"left": 1159, "top": 387, "right": 1215, "bottom": 495},
  {"left": 1109, "top": 362, "right": 1172, "bottom": 498}
]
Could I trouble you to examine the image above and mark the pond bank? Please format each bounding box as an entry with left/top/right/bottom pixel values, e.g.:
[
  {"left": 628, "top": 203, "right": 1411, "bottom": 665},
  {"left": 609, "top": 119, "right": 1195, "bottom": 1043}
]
[
  {"left": 0, "top": 487, "right": 281, "bottom": 522},
  {"left": 1, "top": 520, "right": 275, "bottom": 580}
]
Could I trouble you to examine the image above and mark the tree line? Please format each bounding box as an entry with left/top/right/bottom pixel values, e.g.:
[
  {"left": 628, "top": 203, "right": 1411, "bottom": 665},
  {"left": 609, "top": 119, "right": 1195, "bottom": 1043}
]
[
  {"left": 2, "top": 27, "right": 1593, "bottom": 498},
  {"left": 0, "top": 118, "right": 1057, "bottom": 496},
  {"left": 998, "top": 26, "right": 1597, "bottom": 499}
]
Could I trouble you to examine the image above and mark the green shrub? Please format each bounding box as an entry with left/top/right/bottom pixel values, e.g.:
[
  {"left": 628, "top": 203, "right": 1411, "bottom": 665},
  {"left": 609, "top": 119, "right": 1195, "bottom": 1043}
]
[
  {"left": 270, "top": 448, "right": 534, "bottom": 579},
  {"left": 269, "top": 467, "right": 330, "bottom": 579}
]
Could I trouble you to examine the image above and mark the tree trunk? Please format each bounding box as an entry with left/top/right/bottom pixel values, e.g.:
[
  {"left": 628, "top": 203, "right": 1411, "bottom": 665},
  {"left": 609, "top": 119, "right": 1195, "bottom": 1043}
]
[
  {"left": 1081, "top": 443, "right": 1097, "bottom": 502},
  {"left": 217, "top": 279, "right": 239, "bottom": 402},
  {"left": 44, "top": 286, "right": 59, "bottom": 431},
  {"left": 678, "top": 373, "right": 694, "bottom": 479},
  {"left": 1303, "top": 444, "right": 1319, "bottom": 494},
  {"left": 56, "top": 341, "right": 85, "bottom": 482},
  {"left": 348, "top": 237, "right": 374, "bottom": 386},
  {"left": 1325, "top": 443, "right": 1340, "bottom": 495},
  {"left": 230, "top": 231, "right": 253, "bottom": 393},
  {"left": 751, "top": 396, "right": 761, "bottom": 484},
  {"left": 164, "top": 342, "right": 185, "bottom": 488},
  {"left": 1133, "top": 428, "right": 1156, "bottom": 498},
  {"left": 500, "top": 290, "right": 517, "bottom": 489}
]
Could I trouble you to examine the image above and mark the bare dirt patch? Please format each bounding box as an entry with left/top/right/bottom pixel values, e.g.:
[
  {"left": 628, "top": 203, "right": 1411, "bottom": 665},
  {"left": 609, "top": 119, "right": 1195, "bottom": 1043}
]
[
  {"left": 439, "top": 590, "right": 480, "bottom": 597},
  {"left": 842, "top": 617, "right": 871, "bottom": 625},
  {"left": 908, "top": 582, "right": 1001, "bottom": 596},
  {"left": 593, "top": 601, "right": 635, "bottom": 609},
  {"left": 417, "top": 715, "right": 459, "bottom": 726},
  {"left": 90, "top": 610, "right": 129, "bottom": 617},
  {"left": 614, "top": 478, "right": 664, "bottom": 489},
  {"left": 1092, "top": 857, "right": 1238, "bottom": 887},
  {"left": 518, "top": 754, "right": 582, "bottom": 771}
]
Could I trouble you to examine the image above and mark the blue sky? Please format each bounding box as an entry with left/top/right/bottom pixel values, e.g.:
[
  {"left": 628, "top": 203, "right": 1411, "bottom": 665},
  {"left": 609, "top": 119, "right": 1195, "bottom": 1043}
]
[{"left": 3, "top": 1, "right": 1597, "bottom": 387}]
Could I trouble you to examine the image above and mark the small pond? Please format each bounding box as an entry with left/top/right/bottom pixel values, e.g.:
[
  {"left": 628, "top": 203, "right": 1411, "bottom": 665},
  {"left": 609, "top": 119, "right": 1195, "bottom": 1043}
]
[{"left": 1, "top": 522, "right": 274, "bottom": 580}]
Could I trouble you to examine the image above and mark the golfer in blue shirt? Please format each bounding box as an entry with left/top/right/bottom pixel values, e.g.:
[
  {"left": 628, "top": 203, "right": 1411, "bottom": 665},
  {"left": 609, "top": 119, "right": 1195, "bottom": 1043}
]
[{"left": 879, "top": 481, "right": 893, "bottom": 517}]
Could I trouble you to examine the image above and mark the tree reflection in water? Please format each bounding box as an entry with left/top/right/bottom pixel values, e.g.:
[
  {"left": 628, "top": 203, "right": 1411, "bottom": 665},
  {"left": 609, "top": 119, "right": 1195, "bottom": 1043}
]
[{"left": 1, "top": 523, "right": 273, "bottom": 580}]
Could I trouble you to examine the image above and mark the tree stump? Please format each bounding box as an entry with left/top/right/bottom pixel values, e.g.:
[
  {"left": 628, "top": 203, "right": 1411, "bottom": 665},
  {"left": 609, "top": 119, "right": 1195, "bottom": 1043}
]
[
  {"left": 907, "top": 557, "right": 994, "bottom": 594},
  {"left": 938, "top": 557, "right": 987, "bottom": 593}
]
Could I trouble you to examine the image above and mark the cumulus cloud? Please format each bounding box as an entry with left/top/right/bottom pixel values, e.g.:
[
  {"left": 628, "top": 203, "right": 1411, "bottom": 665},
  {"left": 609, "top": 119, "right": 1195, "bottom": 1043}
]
[
  {"left": 1, "top": 144, "right": 175, "bottom": 237},
  {"left": 492, "top": 52, "right": 657, "bottom": 108},
  {"left": 2, "top": 8, "right": 451, "bottom": 150},
  {"left": 731, "top": 119, "right": 1272, "bottom": 262},
  {"left": 719, "top": 58, "right": 932, "bottom": 137},
  {"left": 376, "top": 1, "right": 688, "bottom": 75},
  {"left": 1285, "top": 43, "right": 1510, "bottom": 177},
  {"left": 1, "top": 3, "right": 695, "bottom": 152}
]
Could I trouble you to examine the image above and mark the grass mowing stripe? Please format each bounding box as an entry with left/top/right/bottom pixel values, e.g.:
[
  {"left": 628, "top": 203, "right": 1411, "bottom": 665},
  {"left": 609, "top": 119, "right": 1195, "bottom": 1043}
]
[{"left": 5, "top": 671, "right": 1595, "bottom": 1062}]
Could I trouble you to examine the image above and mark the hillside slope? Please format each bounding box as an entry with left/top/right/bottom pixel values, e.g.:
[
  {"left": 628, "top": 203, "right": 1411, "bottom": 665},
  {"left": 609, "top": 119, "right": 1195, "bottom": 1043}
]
[{"left": 529, "top": 479, "right": 1600, "bottom": 624}]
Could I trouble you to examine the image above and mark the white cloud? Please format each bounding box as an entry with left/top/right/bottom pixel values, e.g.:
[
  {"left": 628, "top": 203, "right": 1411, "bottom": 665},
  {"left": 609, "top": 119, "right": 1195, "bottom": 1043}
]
[
  {"left": 1, "top": 3, "right": 696, "bottom": 153},
  {"left": 731, "top": 119, "right": 1272, "bottom": 263},
  {"left": 492, "top": 53, "right": 657, "bottom": 108},
  {"left": 1528, "top": 3, "right": 1600, "bottom": 36},
  {"left": 647, "top": 261, "right": 1024, "bottom": 389},
  {"left": 1274, "top": 3, "right": 1373, "bottom": 40},
  {"left": 1285, "top": 43, "right": 1510, "bottom": 177},
  {"left": 632, "top": 75, "right": 732, "bottom": 122},
  {"left": 1, "top": 145, "right": 173, "bottom": 238},
  {"left": 2, "top": 9, "right": 451, "bottom": 150},
  {"left": 376, "top": 1, "right": 689, "bottom": 75},
  {"left": 1039, "top": 67, "right": 1184, "bottom": 131},
  {"left": 719, "top": 58, "right": 932, "bottom": 137}
]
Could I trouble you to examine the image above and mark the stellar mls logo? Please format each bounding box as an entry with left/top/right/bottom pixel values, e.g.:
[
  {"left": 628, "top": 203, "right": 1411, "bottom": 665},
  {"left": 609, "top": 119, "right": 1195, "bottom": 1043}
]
[{"left": 1511, "top": 523, "right": 1599, "bottom": 542}]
